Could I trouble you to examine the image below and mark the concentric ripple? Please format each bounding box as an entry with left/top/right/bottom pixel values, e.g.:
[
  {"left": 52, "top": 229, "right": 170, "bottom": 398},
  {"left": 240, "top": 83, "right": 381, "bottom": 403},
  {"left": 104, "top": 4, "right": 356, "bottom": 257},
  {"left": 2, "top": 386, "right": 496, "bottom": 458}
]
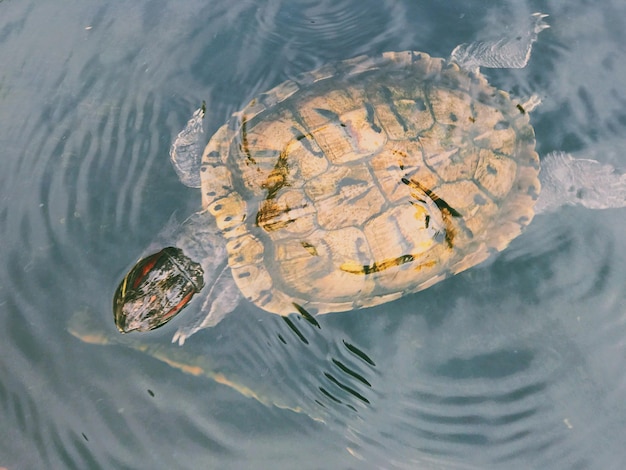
[{"left": 328, "top": 225, "right": 626, "bottom": 468}]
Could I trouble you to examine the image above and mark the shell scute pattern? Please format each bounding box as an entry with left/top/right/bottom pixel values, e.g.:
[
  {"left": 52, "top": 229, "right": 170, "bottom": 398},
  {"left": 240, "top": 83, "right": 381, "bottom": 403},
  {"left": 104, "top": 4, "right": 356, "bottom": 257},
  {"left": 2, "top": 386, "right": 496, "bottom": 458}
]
[
  {"left": 369, "top": 86, "right": 433, "bottom": 140},
  {"left": 200, "top": 51, "right": 540, "bottom": 315}
]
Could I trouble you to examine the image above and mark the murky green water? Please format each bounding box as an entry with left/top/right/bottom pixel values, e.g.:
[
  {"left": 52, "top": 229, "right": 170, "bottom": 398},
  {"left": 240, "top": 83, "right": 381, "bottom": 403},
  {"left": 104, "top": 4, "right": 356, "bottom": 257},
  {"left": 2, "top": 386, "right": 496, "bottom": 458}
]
[{"left": 1, "top": 1, "right": 626, "bottom": 468}]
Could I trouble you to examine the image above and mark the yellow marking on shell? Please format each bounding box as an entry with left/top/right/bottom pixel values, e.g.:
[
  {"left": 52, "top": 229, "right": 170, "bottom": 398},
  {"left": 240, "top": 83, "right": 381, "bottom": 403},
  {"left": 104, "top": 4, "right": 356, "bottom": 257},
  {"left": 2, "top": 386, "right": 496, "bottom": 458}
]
[
  {"left": 381, "top": 50, "right": 414, "bottom": 65},
  {"left": 260, "top": 190, "right": 316, "bottom": 237},
  {"left": 411, "top": 201, "right": 428, "bottom": 220},
  {"left": 226, "top": 234, "right": 264, "bottom": 268},
  {"left": 275, "top": 238, "right": 327, "bottom": 264},
  {"left": 262, "top": 171, "right": 288, "bottom": 194},
  {"left": 236, "top": 109, "right": 311, "bottom": 199},
  {"left": 208, "top": 193, "right": 246, "bottom": 235},
  {"left": 339, "top": 260, "right": 375, "bottom": 275},
  {"left": 415, "top": 259, "right": 437, "bottom": 271},
  {"left": 391, "top": 148, "right": 409, "bottom": 159},
  {"left": 340, "top": 257, "right": 438, "bottom": 275},
  {"left": 202, "top": 163, "right": 235, "bottom": 206},
  {"left": 363, "top": 203, "right": 439, "bottom": 263},
  {"left": 202, "top": 124, "right": 231, "bottom": 164},
  {"left": 255, "top": 137, "right": 320, "bottom": 233},
  {"left": 301, "top": 241, "right": 319, "bottom": 256},
  {"left": 412, "top": 181, "right": 471, "bottom": 248},
  {"left": 280, "top": 265, "right": 372, "bottom": 302},
  {"left": 230, "top": 262, "right": 275, "bottom": 304},
  {"left": 201, "top": 124, "right": 235, "bottom": 208},
  {"left": 274, "top": 227, "right": 376, "bottom": 302},
  {"left": 340, "top": 53, "right": 379, "bottom": 76},
  {"left": 260, "top": 146, "right": 290, "bottom": 197},
  {"left": 256, "top": 200, "right": 294, "bottom": 232},
  {"left": 339, "top": 253, "right": 410, "bottom": 274},
  {"left": 239, "top": 115, "right": 256, "bottom": 165},
  {"left": 307, "top": 62, "right": 337, "bottom": 82}
]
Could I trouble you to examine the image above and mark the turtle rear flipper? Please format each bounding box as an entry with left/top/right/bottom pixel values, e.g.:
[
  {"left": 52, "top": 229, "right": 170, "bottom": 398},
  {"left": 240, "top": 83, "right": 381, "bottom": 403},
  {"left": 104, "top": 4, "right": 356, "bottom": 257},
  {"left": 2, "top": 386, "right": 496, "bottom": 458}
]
[
  {"left": 451, "top": 12, "right": 549, "bottom": 70},
  {"left": 536, "top": 151, "right": 626, "bottom": 214}
]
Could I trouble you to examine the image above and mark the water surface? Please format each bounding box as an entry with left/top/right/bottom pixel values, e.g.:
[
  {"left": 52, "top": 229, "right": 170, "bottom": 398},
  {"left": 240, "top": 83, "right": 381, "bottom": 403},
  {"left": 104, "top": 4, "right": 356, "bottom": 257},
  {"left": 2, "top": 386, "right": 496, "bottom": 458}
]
[{"left": 1, "top": 1, "right": 626, "bottom": 468}]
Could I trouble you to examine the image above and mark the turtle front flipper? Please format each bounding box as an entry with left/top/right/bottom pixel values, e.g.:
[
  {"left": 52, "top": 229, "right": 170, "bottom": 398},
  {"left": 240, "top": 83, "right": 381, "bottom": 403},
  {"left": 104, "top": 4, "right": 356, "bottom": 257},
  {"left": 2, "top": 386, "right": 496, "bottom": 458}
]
[
  {"left": 172, "top": 263, "right": 242, "bottom": 346},
  {"left": 451, "top": 12, "right": 549, "bottom": 70},
  {"left": 535, "top": 151, "right": 626, "bottom": 214},
  {"left": 169, "top": 103, "right": 206, "bottom": 188}
]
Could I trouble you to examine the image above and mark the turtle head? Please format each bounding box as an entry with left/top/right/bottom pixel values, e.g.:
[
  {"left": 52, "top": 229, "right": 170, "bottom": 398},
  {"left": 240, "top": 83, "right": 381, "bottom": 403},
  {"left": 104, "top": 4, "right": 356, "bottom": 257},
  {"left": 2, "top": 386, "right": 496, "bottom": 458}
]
[{"left": 113, "top": 247, "right": 205, "bottom": 333}]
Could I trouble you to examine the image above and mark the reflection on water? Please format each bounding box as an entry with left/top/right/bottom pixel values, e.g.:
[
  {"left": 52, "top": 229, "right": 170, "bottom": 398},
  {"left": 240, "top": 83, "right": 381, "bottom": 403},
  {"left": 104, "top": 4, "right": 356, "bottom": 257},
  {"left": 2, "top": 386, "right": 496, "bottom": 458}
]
[{"left": 1, "top": 0, "right": 626, "bottom": 469}]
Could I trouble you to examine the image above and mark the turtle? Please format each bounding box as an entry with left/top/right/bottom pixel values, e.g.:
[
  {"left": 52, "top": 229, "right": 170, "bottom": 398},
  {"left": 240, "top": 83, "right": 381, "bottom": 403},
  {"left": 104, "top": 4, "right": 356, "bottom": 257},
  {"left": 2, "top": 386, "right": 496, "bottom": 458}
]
[{"left": 110, "top": 12, "right": 626, "bottom": 347}]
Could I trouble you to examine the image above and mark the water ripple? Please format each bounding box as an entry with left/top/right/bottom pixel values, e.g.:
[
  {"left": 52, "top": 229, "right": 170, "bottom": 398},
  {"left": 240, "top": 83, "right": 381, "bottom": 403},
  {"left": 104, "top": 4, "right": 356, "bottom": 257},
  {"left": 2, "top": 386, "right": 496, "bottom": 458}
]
[
  {"left": 257, "top": 0, "right": 412, "bottom": 66},
  {"left": 2, "top": 1, "right": 626, "bottom": 468}
]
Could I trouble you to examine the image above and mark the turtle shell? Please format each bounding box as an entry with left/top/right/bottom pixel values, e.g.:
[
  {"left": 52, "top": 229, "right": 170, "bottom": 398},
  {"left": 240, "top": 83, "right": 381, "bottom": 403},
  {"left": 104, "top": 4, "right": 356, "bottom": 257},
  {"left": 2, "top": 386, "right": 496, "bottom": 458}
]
[{"left": 200, "top": 51, "right": 540, "bottom": 316}]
